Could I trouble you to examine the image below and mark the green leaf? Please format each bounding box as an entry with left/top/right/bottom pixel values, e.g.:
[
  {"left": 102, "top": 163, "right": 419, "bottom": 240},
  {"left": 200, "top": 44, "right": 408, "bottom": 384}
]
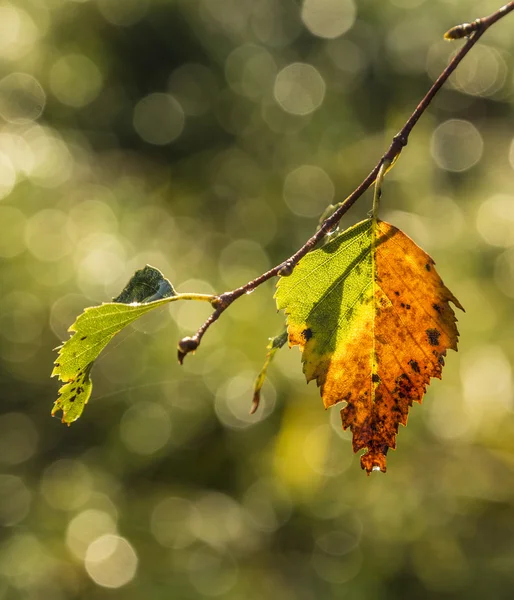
[
  {"left": 112, "top": 264, "right": 176, "bottom": 303},
  {"left": 52, "top": 265, "right": 208, "bottom": 424}
]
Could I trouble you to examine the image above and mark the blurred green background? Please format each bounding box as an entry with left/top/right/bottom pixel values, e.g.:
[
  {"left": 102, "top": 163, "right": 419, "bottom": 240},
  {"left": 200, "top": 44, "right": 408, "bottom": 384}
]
[{"left": 1, "top": 0, "right": 514, "bottom": 598}]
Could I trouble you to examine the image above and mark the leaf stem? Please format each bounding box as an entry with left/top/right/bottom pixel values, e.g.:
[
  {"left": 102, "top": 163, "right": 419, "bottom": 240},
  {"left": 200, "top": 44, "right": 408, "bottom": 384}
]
[
  {"left": 177, "top": 0, "right": 514, "bottom": 362},
  {"left": 175, "top": 293, "right": 217, "bottom": 303},
  {"left": 372, "top": 160, "right": 390, "bottom": 221}
]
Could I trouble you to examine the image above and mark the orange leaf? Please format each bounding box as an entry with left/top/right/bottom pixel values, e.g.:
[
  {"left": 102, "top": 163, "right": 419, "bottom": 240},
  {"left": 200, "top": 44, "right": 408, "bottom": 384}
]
[{"left": 276, "top": 219, "right": 463, "bottom": 473}]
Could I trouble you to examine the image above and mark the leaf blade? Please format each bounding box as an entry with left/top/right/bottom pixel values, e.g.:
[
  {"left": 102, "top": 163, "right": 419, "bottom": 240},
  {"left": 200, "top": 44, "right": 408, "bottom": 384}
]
[
  {"left": 276, "top": 219, "right": 462, "bottom": 473},
  {"left": 52, "top": 265, "right": 177, "bottom": 424}
]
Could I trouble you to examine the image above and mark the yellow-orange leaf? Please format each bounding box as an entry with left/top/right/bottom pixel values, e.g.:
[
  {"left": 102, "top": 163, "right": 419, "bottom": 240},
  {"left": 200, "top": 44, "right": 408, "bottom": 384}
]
[{"left": 275, "top": 218, "right": 463, "bottom": 473}]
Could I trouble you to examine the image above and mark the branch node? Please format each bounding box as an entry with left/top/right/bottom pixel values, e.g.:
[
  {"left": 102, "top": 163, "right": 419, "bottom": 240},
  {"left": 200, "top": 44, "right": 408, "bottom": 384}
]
[
  {"left": 214, "top": 293, "right": 231, "bottom": 310},
  {"left": 210, "top": 296, "right": 223, "bottom": 310},
  {"left": 393, "top": 133, "right": 408, "bottom": 148}
]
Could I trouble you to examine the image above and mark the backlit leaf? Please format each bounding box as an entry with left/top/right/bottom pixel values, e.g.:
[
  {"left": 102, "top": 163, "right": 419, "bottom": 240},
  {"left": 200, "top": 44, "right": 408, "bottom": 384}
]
[
  {"left": 276, "top": 218, "right": 463, "bottom": 473},
  {"left": 52, "top": 265, "right": 178, "bottom": 424}
]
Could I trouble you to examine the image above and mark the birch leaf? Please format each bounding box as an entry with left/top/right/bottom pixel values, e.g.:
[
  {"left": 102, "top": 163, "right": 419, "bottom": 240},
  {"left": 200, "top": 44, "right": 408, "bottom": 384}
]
[
  {"left": 52, "top": 265, "right": 177, "bottom": 424},
  {"left": 275, "top": 218, "right": 463, "bottom": 473}
]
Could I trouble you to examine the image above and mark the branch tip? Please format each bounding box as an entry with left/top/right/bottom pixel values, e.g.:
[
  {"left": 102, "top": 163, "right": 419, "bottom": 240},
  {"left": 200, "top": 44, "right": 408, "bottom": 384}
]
[
  {"left": 444, "top": 19, "right": 482, "bottom": 40},
  {"left": 177, "top": 336, "right": 199, "bottom": 364}
]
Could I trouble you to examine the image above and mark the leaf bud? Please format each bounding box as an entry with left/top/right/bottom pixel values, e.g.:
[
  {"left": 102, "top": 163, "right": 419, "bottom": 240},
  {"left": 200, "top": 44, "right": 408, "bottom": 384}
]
[{"left": 278, "top": 261, "right": 294, "bottom": 277}]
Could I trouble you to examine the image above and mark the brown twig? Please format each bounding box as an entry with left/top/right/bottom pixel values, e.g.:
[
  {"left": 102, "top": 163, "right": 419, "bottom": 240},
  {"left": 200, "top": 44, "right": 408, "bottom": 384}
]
[{"left": 177, "top": 1, "right": 514, "bottom": 363}]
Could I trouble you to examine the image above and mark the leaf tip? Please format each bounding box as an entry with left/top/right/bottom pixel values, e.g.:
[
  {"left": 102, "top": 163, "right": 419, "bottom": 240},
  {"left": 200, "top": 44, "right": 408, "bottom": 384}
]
[
  {"left": 250, "top": 392, "right": 260, "bottom": 415},
  {"left": 361, "top": 448, "right": 388, "bottom": 474}
]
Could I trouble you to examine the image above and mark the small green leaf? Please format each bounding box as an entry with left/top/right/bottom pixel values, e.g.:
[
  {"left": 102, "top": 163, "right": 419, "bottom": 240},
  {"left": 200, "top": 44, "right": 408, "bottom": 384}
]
[
  {"left": 251, "top": 329, "right": 287, "bottom": 414},
  {"left": 112, "top": 264, "right": 176, "bottom": 303},
  {"left": 52, "top": 265, "right": 194, "bottom": 424}
]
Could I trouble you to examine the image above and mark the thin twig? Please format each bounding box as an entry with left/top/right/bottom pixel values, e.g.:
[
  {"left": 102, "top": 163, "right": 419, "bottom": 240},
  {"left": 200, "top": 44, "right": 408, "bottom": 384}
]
[{"left": 177, "top": 1, "right": 514, "bottom": 362}]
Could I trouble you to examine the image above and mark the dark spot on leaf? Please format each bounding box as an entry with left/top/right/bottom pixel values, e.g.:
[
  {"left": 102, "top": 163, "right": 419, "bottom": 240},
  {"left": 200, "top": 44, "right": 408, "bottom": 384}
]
[
  {"left": 425, "top": 263, "right": 431, "bottom": 271},
  {"left": 55, "top": 363, "right": 60, "bottom": 367},
  {"left": 77, "top": 387, "right": 83, "bottom": 395},
  {"left": 400, "top": 303, "right": 405, "bottom": 308},
  {"left": 77, "top": 371, "right": 82, "bottom": 377},
  {"left": 432, "top": 303, "right": 441, "bottom": 313},
  {"left": 438, "top": 356, "right": 445, "bottom": 366},
  {"left": 405, "top": 304, "right": 411, "bottom": 310},
  {"left": 302, "top": 328, "right": 313, "bottom": 341},
  {"left": 69, "top": 396, "right": 76, "bottom": 403},
  {"left": 70, "top": 387, "right": 76, "bottom": 392},
  {"left": 372, "top": 374, "right": 380, "bottom": 383},
  {"left": 409, "top": 360, "right": 420, "bottom": 374},
  {"left": 81, "top": 336, "right": 87, "bottom": 341},
  {"left": 426, "top": 328, "right": 440, "bottom": 346},
  {"left": 394, "top": 291, "right": 400, "bottom": 296}
]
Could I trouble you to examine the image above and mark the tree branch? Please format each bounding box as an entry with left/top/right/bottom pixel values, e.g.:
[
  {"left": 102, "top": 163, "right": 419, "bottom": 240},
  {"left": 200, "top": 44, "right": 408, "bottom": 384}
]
[{"left": 177, "top": 1, "right": 514, "bottom": 363}]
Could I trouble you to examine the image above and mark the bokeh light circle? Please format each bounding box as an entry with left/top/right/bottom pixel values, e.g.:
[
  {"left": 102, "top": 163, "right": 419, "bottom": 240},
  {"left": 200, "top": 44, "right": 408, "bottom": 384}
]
[
  {"left": 133, "top": 93, "right": 185, "bottom": 145},
  {"left": 67, "top": 509, "right": 118, "bottom": 560},
  {"left": 0, "top": 73, "right": 45, "bottom": 124},
  {"left": 25, "top": 209, "right": 72, "bottom": 262},
  {"left": 274, "top": 62, "right": 326, "bottom": 115},
  {"left": 301, "top": 0, "right": 356, "bottom": 39},
  {"left": 283, "top": 164, "right": 335, "bottom": 217},
  {"left": 0, "top": 475, "right": 31, "bottom": 526},
  {"left": 225, "top": 44, "right": 277, "bottom": 100},
  {"left": 0, "top": 3, "right": 39, "bottom": 61},
  {"left": 50, "top": 54, "right": 103, "bottom": 108},
  {"left": 40, "top": 459, "right": 92, "bottom": 511},
  {"left": 187, "top": 546, "right": 238, "bottom": 596},
  {"left": 119, "top": 402, "right": 171, "bottom": 455},
  {"left": 150, "top": 497, "right": 197, "bottom": 549},
  {"left": 85, "top": 534, "right": 138, "bottom": 588},
  {"left": 168, "top": 63, "right": 218, "bottom": 116},
  {"left": 430, "top": 119, "right": 483, "bottom": 172},
  {"left": 476, "top": 194, "right": 514, "bottom": 247}
]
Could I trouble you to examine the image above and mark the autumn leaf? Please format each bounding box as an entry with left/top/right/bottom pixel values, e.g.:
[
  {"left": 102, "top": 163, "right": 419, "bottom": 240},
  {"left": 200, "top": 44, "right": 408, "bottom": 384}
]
[
  {"left": 275, "top": 218, "right": 463, "bottom": 473},
  {"left": 51, "top": 265, "right": 210, "bottom": 424}
]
